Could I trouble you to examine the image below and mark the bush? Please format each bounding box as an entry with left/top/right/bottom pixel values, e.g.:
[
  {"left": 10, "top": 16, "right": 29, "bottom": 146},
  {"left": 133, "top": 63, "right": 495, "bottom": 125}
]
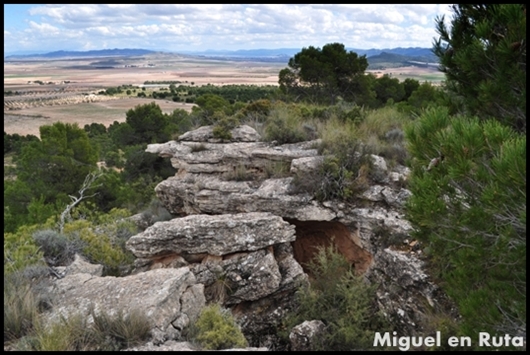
[
  {"left": 263, "top": 104, "right": 310, "bottom": 144},
  {"left": 292, "top": 118, "right": 371, "bottom": 201},
  {"left": 32, "top": 229, "right": 78, "bottom": 266},
  {"left": 4, "top": 223, "right": 48, "bottom": 275},
  {"left": 61, "top": 210, "right": 138, "bottom": 276},
  {"left": 190, "top": 304, "right": 248, "bottom": 350},
  {"left": 405, "top": 107, "right": 526, "bottom": 339},
  {"left": 212, "top": 115, "right": 239, "bottom": 141},
  {"left": 282, "top": 245, "right": 390, "bottom": 350}
]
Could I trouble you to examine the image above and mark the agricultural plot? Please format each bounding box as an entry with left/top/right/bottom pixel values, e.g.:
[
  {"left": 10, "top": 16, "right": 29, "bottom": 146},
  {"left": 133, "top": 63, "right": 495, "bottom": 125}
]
[{"left": 5, "top": 54, "right": 441, "bottom": 137}]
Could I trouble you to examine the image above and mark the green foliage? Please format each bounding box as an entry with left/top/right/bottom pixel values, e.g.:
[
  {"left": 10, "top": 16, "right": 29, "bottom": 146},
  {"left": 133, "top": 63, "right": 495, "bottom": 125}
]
[
  {"left": 212, "top": 115, "right": 239, "bottom": 141},
  {"left": 122, "top": 144, "right": 176, "bottom": 182},
  {"left": 292, "top": 118, "right": 370, "bottom": 201},
  {"left": 61, "top": 209, "right": 138, "bottom": 276},
  {"left": 195, "top": 93, "right": 232, "bottom": 117},
  {"left": 16, "top": 122, "right": 98, "bottom": 206},
  {"left": 4, "top": 223, "right": 49, "bottom": 275},
  {"left": 238, "top": 99, "right": 272, "bottom": 121},
  {"left": 263, "top": 104, "right": 311, "bottom": 144},
  {"left": 280, "top": 43, "right": 369, "bottom": 105},
  {"left": 433, "top": 4, "right": 526, "bottom": 132},
  {"left": 166, "top": 108, "right": 193, "bottom": 137},
  {"left": 125, "top": 102, "right": 170, "bottom": 143},
  {"left": 4, "top": 131, "right": 39, "bottom": 155},
  {"left": 405, "top": 107, "right": 526, "bottom": 337},
  {"left": 282, "top": 245, "right": 389, "bottom": 350},
  {"left": 373, "top": 74, "right": 406, "bottom": 107},
  {"left": 191, "top": 304, "right": 248, "bottom": 350}
]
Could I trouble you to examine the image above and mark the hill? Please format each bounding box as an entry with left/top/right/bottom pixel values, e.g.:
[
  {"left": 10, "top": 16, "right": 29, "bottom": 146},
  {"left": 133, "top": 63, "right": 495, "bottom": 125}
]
[
  {"left": 4, "top": 48, "right": 157, "bottom": 60},
  {"left": 4, "top": 47, "right": 438, "bottom": 68}
]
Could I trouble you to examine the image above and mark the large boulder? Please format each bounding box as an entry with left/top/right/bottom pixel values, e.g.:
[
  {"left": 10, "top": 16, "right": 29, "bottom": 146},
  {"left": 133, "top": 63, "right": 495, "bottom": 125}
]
[
  {"left": 45, "top": 267, "right": 205, "bottom": 343},
  {"left": 126, "top": 212, "right": 296, "bottom": 258}
]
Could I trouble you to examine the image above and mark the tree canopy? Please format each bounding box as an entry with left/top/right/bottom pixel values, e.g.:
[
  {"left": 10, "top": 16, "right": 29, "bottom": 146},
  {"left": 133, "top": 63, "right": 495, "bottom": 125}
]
[
  {"left": 433, "top": 4, "right": 526, "bottom": 132},
  {"left": 405, "top": 3, "right": 526, "bottom": 341},
  {"left": 279, "top": 43, "right": 369, "bottom": 105}
]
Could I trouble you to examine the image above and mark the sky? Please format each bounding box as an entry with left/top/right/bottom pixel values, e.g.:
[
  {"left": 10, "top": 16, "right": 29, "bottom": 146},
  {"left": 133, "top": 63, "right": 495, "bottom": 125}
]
[{"left": 4, "top": 4, "right": 454, "bottom": 55}]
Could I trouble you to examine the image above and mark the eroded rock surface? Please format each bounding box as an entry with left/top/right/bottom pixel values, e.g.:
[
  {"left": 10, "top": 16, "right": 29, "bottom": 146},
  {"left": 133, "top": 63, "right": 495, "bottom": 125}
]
[
  {"left": 141, "top": 124, "right": 457, "bottom": 343},
  {"left": 41, "top": 124, "right": 456, "bottom": 351},
  {"left": 126, "top": 212, "right": 296, "bottom": 258},
  {"left": 46, "top": 267, "right": 205, "bottom": 344},
  {"left": 289, "top": 320, "right": 326, "bottom": 351}
]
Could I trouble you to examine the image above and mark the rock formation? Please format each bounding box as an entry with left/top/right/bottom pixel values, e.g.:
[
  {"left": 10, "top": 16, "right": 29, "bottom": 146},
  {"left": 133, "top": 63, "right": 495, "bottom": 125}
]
[
  {"left": 135, "top": 124, "right": 457, "bottom": 346},
  {"left": 42, "top": 124, "right": 458, "bottom": 350}
]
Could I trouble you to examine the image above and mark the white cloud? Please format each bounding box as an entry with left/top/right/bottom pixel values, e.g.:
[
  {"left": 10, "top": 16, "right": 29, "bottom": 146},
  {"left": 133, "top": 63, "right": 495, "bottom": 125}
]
[{"left": 6, "top": 4, "right": 454, "bottom": 53}]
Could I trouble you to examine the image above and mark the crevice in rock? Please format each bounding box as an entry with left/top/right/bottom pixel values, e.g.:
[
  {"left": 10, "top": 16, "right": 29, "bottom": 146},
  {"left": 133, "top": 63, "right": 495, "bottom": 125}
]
[{"left": 286, "top": 219, "right": 373, "bottom": 275}]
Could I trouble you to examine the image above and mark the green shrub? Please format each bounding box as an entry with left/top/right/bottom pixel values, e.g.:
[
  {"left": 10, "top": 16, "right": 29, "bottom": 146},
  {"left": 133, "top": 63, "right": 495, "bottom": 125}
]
[
  {"left": 291, "top": 118, "right": 371, "bottom": 201},
  {"left": 61, "top": 210, "right": 138, "bottom": 276},
  {"left": 263, "top": 105, "right": 310, "bottom": 144},
  {"left": 212, "top": 115, "right": 239, "bottom": 141},
  {"left": 282, "top": 245, "right": 390, "bottom": 350},
  {"left": 405, "top": 107, "right": 526, "bottom": 339},
  {"left": 191, "top": 304, "right": 248, "bottom": 350},
  {"left": 4, "top": 223, "right": 49, "bottom": 275}
]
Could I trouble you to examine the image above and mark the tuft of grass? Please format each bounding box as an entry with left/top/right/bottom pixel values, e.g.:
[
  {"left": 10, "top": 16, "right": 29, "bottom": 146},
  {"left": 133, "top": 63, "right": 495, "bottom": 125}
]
[
  {"left": 16, "top": 306, "right": 151, "bottom": 351},
  {"left": 4, "top": 276, "right": 40, "bottom": 342},
  {"left": 262, "top": 160, "right": 292, "bottom": 179},
  {"left": 263, "top": 104, "right": 311, "bottom": 144},
  {"left": 190, "top": 143, "right": 209, "bottom": 153},
  {"left": 222, "top": 164, "right": 254, "bottom": 182},
  {"left": 32, "top": 313, "right": 97, "bottom": 351},
  {"left": 91, "top": 307, "right": 152, "bottom": 350}
]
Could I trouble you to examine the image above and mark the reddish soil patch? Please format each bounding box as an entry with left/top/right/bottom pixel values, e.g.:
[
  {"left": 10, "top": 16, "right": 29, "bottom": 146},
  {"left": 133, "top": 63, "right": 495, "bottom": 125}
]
[{"left": 287, "top": 219, "right": 373, "bottom": 275}]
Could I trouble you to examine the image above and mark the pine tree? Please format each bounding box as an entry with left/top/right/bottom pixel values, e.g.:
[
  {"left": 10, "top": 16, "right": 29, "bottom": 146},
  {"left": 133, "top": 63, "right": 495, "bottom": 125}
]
[
  {"left": 405, "top": 107, "right": 526, "bottom": 340},
  {"left": 433, "top": 4, "right": 526, "bottom": 133}
]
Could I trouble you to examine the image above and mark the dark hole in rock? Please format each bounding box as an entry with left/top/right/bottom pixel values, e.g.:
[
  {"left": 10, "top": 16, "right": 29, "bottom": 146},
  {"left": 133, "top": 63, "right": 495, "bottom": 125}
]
[{"left": 285, "top": 219, "right": 373, "bottom": 275}]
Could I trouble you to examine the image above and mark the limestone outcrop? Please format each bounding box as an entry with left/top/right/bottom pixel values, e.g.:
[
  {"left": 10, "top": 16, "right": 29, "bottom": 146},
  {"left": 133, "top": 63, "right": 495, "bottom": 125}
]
[
  {"left": 46, "top": 267, "right": 205, "bottom": 344},
  {"left": 140, "top": 125, "right": 457, "bottom": 344},
  {"left": 40, "top": 124, "right": 456, "bottom": 351},
  {"left": 126, "top": 212, "right": 296, "bottom": 258}
]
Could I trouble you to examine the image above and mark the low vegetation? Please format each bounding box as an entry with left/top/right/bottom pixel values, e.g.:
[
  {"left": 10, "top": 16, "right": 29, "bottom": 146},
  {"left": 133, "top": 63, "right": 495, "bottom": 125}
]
[
  {"left": 186, "top": 304, "right": 248, "bottom": 350},
  {"left": 281, "top": 245, "right": 391, "bottom": 350},
  {"left": 4, "top": 5, "right": 525, "bottom": 349}
]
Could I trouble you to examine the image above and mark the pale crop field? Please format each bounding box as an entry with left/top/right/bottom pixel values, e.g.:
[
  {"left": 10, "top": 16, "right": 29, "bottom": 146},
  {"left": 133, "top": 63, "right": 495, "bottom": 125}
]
[{"left": 4, "top": 55, "right": 441, "bottom": 137}]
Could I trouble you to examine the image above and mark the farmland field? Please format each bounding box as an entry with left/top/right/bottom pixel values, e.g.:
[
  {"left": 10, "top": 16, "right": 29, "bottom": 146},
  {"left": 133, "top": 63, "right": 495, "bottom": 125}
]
[{"left": 4, "top": 53, "right": 442, "bottom": 137}]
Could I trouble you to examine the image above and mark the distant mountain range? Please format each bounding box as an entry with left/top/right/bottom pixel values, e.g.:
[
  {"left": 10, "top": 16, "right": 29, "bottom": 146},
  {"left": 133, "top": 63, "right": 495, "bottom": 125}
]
[{"left": 4, "top": 47, "right": 438, "bottom": 66}]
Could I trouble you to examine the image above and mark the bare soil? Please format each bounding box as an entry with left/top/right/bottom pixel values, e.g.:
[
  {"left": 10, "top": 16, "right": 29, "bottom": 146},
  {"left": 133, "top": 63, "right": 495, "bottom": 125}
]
[{"left": 4, "top": 54, "right": 439, "bottom": 137}]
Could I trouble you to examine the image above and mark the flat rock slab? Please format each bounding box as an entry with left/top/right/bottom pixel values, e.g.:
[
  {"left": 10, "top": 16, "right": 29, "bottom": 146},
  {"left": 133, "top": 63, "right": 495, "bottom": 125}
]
[{"left": 126, "top": 212, "right": 296, "bottom": 258}]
